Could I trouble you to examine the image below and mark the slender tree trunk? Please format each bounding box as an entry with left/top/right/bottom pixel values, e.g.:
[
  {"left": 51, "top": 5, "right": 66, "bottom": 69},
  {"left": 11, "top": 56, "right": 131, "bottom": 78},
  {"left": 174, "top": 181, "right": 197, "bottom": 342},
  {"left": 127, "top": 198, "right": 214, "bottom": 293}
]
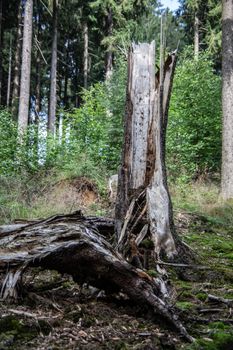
[
  {"left": 35, "top": 56, "right": 41, "bottom": 121},
  {"left": 48, "top": 0, "right": 58, "bottom": 135},
  {"left": 7, "top": 34, "right": 12, "bottom": 107},
  {"left": 83, "top": 21, "right": 88, "bottom": 89},
  {"left": 194, "top": 12, "right": 199, "bottom": 59},
  {"left": 0, "top": 0, "right": 3, "bottom": 105},
  {"left": 221, "top": 0, "right": 233, "bottom": 199},
  {"left": 63, "top": 41, "right": 69, "bottom": 108},
  {"left": 18, "top": 0, "right": 33, "bottom": 136},
  {"left": 64, "top": 73, "right": 68, "bottom": 108},
  {"left": 105, "top": 8, "right": 113, "bottom": 80},
  {"left": 75, "top": 61, "right": 79, "bottom": 107},
  {"left": 12, "top": 0, "right": 23, "bottom": 117},
  {"left": 35, "top": 1, "right": 41, "bottom": 122}
]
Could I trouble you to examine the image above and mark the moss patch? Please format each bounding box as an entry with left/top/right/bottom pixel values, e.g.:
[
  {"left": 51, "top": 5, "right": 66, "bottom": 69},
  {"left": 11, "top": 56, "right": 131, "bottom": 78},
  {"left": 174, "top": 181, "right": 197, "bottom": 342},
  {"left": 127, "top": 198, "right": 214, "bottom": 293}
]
[
  {"left": 0, "top": 316, "right": 38, "bottom": 349},
  {"left": 176, "top": 301, "right": 194, "bottom": 310}
]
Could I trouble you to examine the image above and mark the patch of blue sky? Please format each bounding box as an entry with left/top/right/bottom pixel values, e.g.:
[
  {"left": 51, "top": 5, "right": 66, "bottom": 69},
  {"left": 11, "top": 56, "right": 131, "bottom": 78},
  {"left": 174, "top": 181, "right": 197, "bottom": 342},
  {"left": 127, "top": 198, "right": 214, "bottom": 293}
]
[{"left": 160, "top": 0, "right": 180, "bottom": 12}]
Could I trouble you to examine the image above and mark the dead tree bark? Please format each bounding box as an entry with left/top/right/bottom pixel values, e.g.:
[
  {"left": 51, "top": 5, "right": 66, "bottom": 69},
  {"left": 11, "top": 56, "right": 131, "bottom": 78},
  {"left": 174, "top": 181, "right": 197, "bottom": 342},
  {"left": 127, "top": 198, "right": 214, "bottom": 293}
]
[
  {"left": 0, "top": 211, "right": 193, "bottom": 342},
  {"left": 115, "top": 42, "right": 183, "bottom": 261}
]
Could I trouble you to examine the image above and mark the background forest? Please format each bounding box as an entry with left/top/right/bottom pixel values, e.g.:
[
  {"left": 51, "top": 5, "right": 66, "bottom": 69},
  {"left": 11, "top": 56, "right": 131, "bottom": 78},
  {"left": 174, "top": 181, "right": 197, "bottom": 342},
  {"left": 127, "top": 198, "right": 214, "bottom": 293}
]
[
  {"left": 1, "top": 2, "right": 233, "bottom": 350},
  {"left": 0, "top": 0, "right": 224, "bottom": 222}
]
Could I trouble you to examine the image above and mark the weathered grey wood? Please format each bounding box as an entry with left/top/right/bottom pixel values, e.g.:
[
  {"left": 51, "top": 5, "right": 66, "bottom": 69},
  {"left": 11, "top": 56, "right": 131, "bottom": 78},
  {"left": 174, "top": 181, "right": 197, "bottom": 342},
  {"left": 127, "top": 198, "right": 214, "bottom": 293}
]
[
  {"left": 130, "top": 42, "right": 155, "bottom": 189},
  {"left": 0, "top": 211, "right": 193, "bottom": 342},
  {"left": 0, "top": 224, "right": 29, "bottom": 236},
  {"left": 147, "top": 51, "right": 177, "bottom": 258},
  {"left": 115, "top": 43, "right": 178, "bottom": 258}
]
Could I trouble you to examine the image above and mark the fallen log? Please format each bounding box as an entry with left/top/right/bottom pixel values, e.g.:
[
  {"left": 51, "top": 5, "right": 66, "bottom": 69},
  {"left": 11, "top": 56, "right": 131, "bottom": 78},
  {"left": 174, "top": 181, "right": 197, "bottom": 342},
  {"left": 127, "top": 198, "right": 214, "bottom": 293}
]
[{"left": 0, "top": 211, "right": 193, "bottom": 342}]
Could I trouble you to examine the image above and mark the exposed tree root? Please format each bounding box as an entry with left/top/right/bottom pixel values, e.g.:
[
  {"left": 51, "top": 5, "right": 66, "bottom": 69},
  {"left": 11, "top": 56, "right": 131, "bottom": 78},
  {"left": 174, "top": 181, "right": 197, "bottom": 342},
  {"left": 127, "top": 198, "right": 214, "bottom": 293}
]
[{"left": 0, "top": 211, "right": 194, "bottom": 342}]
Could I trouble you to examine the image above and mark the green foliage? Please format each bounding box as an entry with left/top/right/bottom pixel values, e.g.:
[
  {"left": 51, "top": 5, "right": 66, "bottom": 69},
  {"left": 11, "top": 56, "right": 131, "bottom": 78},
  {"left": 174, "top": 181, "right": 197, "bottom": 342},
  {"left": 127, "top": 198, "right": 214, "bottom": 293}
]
[
  {"left": 184, "top": 332, "right": 233, "bottom": 350},
  {"left": 68, "top": 83, "right": 110, "bottom": 163},
  {"left": 104, "top": 56, "right": 127, "bottom": 167},
  {"left": 0, "top": 109, "right": 45, "bottom": 176},
  {"left": 175, "top": 301, "right": 193, "bottom": 310},
  {"left": 177, "top": 0, "right": 221, "bottom": 68},
  {"left": 63, "top": 56, "right": 126, "bottom": 171},
  {"left": 167, "top": 49, "right": 221, "bottom": 181},
  {"left": 0, "top": 110, "right": 17, "bottom": 174}
]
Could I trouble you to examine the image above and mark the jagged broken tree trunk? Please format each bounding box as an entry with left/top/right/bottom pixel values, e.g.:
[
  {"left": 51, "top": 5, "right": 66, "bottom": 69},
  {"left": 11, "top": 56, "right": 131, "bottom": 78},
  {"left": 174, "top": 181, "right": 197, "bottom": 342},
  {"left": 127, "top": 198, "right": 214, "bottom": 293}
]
[
  {"left": 0, "top": 211, "right": 193, "bottom": 342},
  {"left": 115, "top": 42, "right": 181, "bottom": 260}
]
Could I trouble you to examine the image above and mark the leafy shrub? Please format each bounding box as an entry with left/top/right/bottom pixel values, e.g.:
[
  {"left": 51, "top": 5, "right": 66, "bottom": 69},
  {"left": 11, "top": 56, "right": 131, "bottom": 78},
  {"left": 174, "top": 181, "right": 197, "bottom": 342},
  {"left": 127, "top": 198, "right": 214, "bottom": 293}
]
[
  {"left": 167, "top": 49, "right": 222, "bottom": 181},
  {"left": 64, "top": 57, "right": 126, "bottom": 171},
  {"left": 0, "top": 109, "right": 17, "bottom": 174},
  {"left": 0, "top": 109, "right": 45, "bottom": 175}
]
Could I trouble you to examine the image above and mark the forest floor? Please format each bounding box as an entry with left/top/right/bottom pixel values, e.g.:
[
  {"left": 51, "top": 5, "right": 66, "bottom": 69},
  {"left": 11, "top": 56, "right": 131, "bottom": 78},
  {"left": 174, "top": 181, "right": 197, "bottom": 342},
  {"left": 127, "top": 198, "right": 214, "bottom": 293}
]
[{"left": 0, "top": 178, "right": 233, "bottom": 350}]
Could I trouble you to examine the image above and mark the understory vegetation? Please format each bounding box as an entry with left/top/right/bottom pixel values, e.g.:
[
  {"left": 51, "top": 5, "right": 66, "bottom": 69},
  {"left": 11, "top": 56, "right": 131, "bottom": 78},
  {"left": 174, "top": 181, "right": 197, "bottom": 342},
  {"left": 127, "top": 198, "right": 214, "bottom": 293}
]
[{"left": 0, "top": 49, "right": 224, "bottom": 222}]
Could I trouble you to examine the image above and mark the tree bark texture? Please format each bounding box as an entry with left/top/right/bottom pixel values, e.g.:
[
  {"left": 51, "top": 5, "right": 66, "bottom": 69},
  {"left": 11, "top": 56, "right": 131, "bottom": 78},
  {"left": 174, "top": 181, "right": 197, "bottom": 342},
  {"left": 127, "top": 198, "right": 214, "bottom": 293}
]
[
  {"left": 63, "top": 40, "right": 69, "bottom": 108},
  {"left": 0, "top": 211, "right": 193, "bottom": 342},
  {"left": 105, "top": 9, "right": 113, "bottom": 80},
  {"left": 35, "top": 4, "right": 42, "bottom": 121},
  {"left": 35, "top": 55, "right": 41, "bottom": 120},
  {"left": 83, "top": 21, "right": 88, "bottom": 89},
  {"left": 7, "top": 34, "right": 12, "bottom": 107},
  {"left": 12, "top": 0, "right": 23, "bottom": 117},
  {"left": 115, "top": 42, "right": 178, "bottom": 259},
  {"left": 48, "top": 0, "right": 58, "bottom": 135},
  {"left": 221, "top": 0, "right": 233, "bottom": 199},
  {"left": 194, "top": 13, "right": 199, "bottom": 60},
  {"left": 18, "top": 0, "right": 33, "bottom": 135}
]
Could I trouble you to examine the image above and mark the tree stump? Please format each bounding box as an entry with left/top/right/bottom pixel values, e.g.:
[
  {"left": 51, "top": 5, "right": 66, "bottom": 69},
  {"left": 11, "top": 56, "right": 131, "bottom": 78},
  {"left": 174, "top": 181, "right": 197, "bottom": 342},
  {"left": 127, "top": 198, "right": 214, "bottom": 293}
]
[{"left": 115, "top": 42, "right": 179, "bottom": 260}]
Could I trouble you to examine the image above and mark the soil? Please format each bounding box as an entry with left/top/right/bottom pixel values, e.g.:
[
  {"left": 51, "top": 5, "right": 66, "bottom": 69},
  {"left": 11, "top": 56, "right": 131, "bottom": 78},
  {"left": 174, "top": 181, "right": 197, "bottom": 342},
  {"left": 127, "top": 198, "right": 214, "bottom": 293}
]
[{"left": 0, "top": 269, "right": 180, "bottom": 350}]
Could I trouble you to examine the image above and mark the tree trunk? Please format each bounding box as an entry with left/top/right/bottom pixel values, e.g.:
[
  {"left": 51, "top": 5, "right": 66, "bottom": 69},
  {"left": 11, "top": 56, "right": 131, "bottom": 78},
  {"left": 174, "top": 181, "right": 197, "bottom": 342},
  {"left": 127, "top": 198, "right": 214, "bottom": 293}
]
[
  {"left": 83, "top": 21, "right": 88, "bottom": 89},
  {"left": 18, "top": 0, "right": 33, "bottom": 136},
  {"left": 64, "top": 73, "right": 68, "bottom": 108},
  {"left": 0, "top": 211, "right": 193, "bottom": 342},
  {"left": 194, "top": 13, "right": 199, "bottom": 59},
  {"left": 48, "top": 0, "right": 58, "bottom": 135},
  {"left": 6, "top": 33, "right": 12, "bottom": 107},
  {"left": 115, "top": 42, "right": 179, "bottom": 259},
  {"left": 63, "top": 40, "right": 69, "bottom": 108},
  {"left": 35, "top": 56, "right": 41, "bottom": 121},
  {"left": 221, "top": 0, "right": 233, "bottom": 199},
  {"left": 12, "top": 0, "right": 23, "bottom": 117},
  {"left": 35, "top": 2, "right": 42, "bottom": 122},
  {"left": 0, "top": 0, "right": 3, "bottom": 105},
  {"left": 105, "top": 8, "right": 113, "bottom": 80}
]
